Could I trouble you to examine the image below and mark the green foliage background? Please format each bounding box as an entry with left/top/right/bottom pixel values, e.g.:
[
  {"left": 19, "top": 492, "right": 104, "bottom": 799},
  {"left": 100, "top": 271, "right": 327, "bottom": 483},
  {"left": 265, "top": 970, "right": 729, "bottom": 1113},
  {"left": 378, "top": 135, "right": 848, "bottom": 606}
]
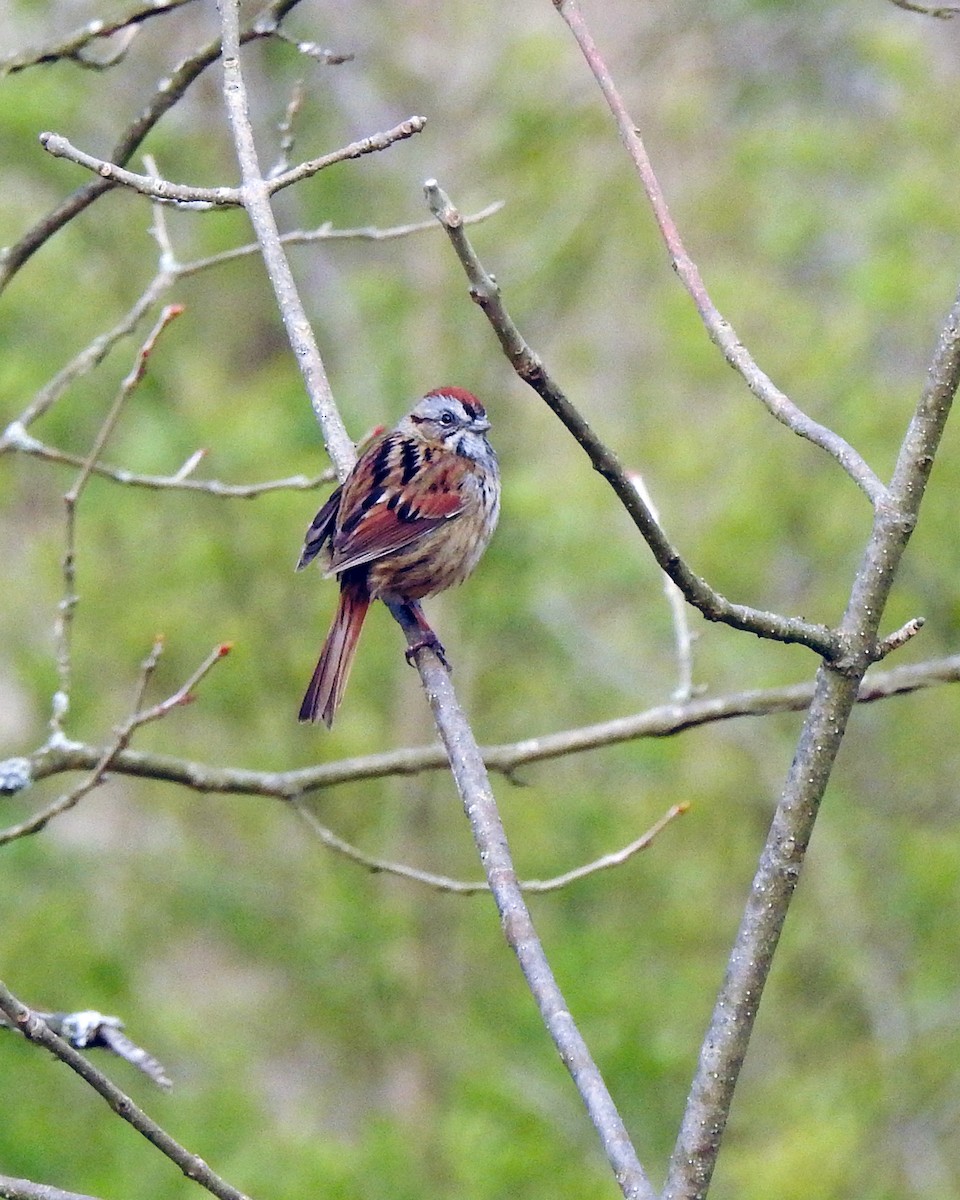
[{"left": 3, "top": 1, "right": 960, "bottom": 1197}]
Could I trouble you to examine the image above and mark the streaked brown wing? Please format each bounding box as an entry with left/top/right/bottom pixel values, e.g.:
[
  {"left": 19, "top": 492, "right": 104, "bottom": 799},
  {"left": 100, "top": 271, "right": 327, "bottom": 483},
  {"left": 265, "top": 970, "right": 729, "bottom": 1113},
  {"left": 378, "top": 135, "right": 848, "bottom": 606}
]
[{"left": 328, "top": 445, "right": 465, "bottom": 574}]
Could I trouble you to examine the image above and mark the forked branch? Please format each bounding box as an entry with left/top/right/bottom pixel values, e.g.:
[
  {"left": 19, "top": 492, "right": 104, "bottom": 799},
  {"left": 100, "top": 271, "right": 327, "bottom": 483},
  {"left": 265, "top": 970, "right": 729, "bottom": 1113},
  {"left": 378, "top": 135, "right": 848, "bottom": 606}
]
[
  {"left": 663, "top": 286, "right": 960, "bottom": 1200},
  {"left": 425, "top": 180, "right": 840, "bottom": 661},
  {"left": 39, "top": 119, "right": 426, "bottom": 209}
]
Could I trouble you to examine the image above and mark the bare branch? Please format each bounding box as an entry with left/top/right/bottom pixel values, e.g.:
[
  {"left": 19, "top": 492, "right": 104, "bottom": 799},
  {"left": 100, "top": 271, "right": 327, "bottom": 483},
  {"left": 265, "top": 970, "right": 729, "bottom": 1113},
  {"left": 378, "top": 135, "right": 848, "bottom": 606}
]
[
  {"left": 268, "top": 82, "right": 305, "bottom": 177},
  {"left": 876, "top": 617, "right": 925, "bottom": 658},
  {"left": 215, "top": 0, "right": 353, "bottom": 475},
  {"left": 9, "top": 654, "right": 960, "bottom": 803},
  {"left": 0, "top": 1176, "right": 105, "bottom": 1200},
  {"left": 0, "top": 0, "right": 307, "bottom": 292},
  {"left": 425, "top": 178, "right": 841, "bottom": 661},
  {"left": 629, "top": 472, "right": 699, "bottom": 702},
  {"left": 889, "top": 0, "right": 960, "bottom": 15},
  {"left": 1, "top": 641, "right": 230, "bottom": 846},
  {"left": 0, "top": 981, "right": 251, "bottom": 1200},
  {"left": 270, "top": 28, "right": 355, "bottom": 64},
  {"left": 551, "top": 0, "right": 886, "bottom": 507},
  {"left": 66, "top": 306, "right": 184, "bottom": 505},
  {"left": 5, "top": 429, "right": 333, "bottom": 495},
  {"left": 0, "top": 276, "right": 173, "bottom": 442},
  {"left": 664, "top": 283, "right": 960, "bottom": 1200},
  {"left": 290, "top": 796, "right": 686, "bottom": 893},
  {"left": 384, "top": 602, "right": 657, "bottom": 1200},
  {"left": 177, "top": 201, "right": 505, "bottom": 275},
  {"left": 0, "top": 0, "right": 199, "bottom": 76},
  {"left": 52, "top": 308, "right": 183, "bottom": 730},
  {"left": 39, "top": 118, "right": 427, "bottom": 209}
]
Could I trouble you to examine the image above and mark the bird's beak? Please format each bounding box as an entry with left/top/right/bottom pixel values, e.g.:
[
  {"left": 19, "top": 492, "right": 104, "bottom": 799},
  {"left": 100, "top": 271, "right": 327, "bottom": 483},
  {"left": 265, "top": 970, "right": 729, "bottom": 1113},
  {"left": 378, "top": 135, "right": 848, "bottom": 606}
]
[{"left": 471, "top": 416, "right": 491, "bottom": 433}]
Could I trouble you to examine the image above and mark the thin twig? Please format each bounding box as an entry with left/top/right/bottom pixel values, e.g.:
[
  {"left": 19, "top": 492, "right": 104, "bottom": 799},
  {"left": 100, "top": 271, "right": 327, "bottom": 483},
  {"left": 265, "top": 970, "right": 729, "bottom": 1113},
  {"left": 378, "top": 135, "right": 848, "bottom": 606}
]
[
  {"left": 51, "top": 308, "right": 183, "bottom": 731},
  {"left": 425, "top": 179, "right": 840, "bottom": 661},
  {"left": 176, "top": 201, "right": 505, "bottom": 274},
  {"left": 0, "top": 981, "right": 251, "bottom": 1200},
  {"left": 876, "top": 617, "right": 925, "bottom": 658},
  {"left": 66, "top": 306, "right": 184, "bottom": 504},
  {"left": 629, "top": 472, "right": 698, "bottom": 701},
  {"left": 0, "top": 277, "right": 173, "bottom": 443},
  {"left": 0, "top": 0, "right": 199, "bottom": 75},
  {"left": 0, "top": 641, "right": 230, "bottom": 846},
  {"left": 290, "top": 796, "right": 686, "bottom": 893},
  {"left": 0, "top": 1176, "right": 105, "bottom": 1200},
  {"left": 39, "top": 119, "right": 427, "bottom": 209},
  {"left": 269, "top": 81, "right": 305, "bottom": 177},
  {"left": 216, "top": 0, "right": 353, "bottom": 474},
  {"left": 551, "top": 0, "right": 886, "bottom": 508},
  {"left": 889, "top": 0, "right": 960, "bottom": 15},
  {"left": 6, "top": 427, "right": 333, "bottom": 496},
  {"left": 270, "top": 28, "right": 355, "bottom": 63}
]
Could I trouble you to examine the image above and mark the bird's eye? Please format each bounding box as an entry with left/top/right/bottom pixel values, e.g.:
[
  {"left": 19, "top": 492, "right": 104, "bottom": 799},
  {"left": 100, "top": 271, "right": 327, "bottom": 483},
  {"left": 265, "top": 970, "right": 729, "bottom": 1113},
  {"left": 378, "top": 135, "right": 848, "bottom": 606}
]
[{"left": 439, "top": 409, "right": 456, "bottom": 427}]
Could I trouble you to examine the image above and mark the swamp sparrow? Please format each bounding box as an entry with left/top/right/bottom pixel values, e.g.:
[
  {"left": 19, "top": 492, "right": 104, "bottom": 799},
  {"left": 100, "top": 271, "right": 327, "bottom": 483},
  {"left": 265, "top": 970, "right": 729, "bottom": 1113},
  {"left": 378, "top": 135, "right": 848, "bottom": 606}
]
[{"left": 297, "top": 388, "right": 500, "bottom": 726}]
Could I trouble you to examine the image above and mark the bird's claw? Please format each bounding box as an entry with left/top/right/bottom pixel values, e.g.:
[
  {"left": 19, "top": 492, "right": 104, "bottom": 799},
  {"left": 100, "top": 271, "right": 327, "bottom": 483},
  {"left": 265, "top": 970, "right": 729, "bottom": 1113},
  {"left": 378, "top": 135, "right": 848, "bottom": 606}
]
[{"left": 404, "top": 634, "right": 450, "bottom": 670}]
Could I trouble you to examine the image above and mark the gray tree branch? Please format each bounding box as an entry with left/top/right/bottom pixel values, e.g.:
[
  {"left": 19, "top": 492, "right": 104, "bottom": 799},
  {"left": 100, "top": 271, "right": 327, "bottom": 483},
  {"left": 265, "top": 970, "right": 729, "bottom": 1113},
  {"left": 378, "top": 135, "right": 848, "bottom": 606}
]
[
  {"left": 38, "top": 119, "right": 426, "bottom": 209},
  {"left": 424, "top": 179, "right": 841, "bottom": 660},
  {"left": 6, "top": 654, "right": 957, "bottom": 807},
  {"left": 663, "top": 286, "right": 960, "bottom": 1200},
  {"left": 0, "top": 981, "right": 250, "bottom": 1200}
]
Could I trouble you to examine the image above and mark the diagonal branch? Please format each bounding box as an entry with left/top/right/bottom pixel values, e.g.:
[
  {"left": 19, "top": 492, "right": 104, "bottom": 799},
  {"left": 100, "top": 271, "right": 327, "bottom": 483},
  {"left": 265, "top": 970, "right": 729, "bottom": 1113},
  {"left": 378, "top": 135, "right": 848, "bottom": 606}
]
[
  {"left": 52, "top": 308, "right": 184, "bottom": 729},
  {"left": 663, "top": 283, "right": 960, "bottom": 1199},
  {"left": 213, "top": 3, "right": 655, "bottom": 1194},
  {"left": 216, "top": 0, "right": 352, "bottom": 474},
  {"left": 1, "top": 641, "right": 230, "bottom": 846},
  {"left": 0, "top": 0, "right": 199, "bottom": 76},
  {"left": 0, "top": 981, "right": 251, "bottom": 1200},
  {"left": 290, "top": 796, "right": 686, "bottom": 893},
  {"left": 0, "top": 1176, "right": 105, "bottom": 1200},
  {"left": 889, "top": 0, "right": 960, "bottom": 14},
  {"left": 425, "top": 179, "right": 840, "bottom": 661},
  {"left": 551, "top": 0, "right": 886, "bottom": 508},
  {"left": 385, "top": 602, "right": 658, "bottom": 1199}
]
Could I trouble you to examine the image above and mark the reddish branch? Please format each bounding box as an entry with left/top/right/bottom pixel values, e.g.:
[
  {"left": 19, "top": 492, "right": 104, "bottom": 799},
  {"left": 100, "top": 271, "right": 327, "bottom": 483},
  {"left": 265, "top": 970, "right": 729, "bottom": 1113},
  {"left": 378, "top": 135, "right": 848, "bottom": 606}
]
[{"left": 552, "top": 0, "right": 886, "bottom": 507}]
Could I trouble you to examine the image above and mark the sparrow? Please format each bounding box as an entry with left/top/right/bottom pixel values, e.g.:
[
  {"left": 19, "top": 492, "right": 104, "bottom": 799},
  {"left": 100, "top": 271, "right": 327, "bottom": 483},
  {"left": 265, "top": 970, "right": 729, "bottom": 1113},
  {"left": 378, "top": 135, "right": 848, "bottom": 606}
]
[{"left": 297, "top": 388, "right": 500, "bottom": 726}]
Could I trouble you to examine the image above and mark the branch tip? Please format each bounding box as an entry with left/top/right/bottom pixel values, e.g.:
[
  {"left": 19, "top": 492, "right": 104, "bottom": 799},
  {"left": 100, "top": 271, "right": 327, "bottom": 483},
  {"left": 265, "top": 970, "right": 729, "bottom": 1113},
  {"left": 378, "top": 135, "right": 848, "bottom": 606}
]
[{"left": 877, "top": 616, "right": 925, "bottom": 659}]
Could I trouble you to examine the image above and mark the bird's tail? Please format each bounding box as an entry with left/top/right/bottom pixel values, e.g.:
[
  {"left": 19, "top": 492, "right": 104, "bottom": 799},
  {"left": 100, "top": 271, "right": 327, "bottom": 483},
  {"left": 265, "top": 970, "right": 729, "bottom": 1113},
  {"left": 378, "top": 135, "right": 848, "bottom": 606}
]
[{"left": 299, "top": 581, "right": 370, "bottom": 727}]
